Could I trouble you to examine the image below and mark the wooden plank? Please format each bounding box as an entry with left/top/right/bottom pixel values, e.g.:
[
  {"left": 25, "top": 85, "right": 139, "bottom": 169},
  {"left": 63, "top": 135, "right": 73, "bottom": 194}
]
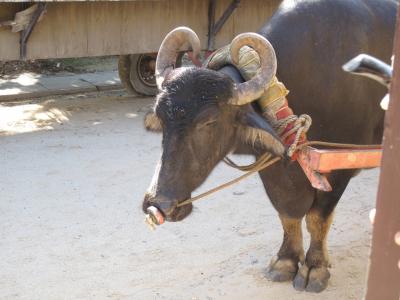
[
  {"left": 27, "top": 2, "right": 89, "bottom": 59},
  {"left": 211, "top": 0, "right": 235, "bottom": 49},
  {"left": 0, "top": 4, "right": 23, "bottom": 61},
  {"left": 232, "top": 0, "right": 281, "bottom": 35},
  {"left": 87, "top": 2, "right": 122, "bottom": 57},
  {"left": 297, "top": 150, "right": 332, "bottom": 192},
  {"left": 211, "top": 0, "right": 282, "bottom": 49},
  {"left": 120, "top": 0, "right": 210, "bottom": 55},
  {"left": 365, "top": 8, "right": 400, "bottom": 299},
  {"left": 1, "top": 0, "right": 158, "bottom": 2},
  {"left": 0, "top": 0, "right": 282, "bottom": 60},
  {"left": 301, "top": 147, "right": 382, "bottom": 173}
]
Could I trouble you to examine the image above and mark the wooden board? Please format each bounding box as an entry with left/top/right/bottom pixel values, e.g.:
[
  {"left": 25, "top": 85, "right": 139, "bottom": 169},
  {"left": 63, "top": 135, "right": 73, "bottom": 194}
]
[
  {"left": 27, "top": 3, "right": 89, "bottom": 59},
  {"left": 0, "top": 0, "right": 282, "bottom": 60},
  {"left": 365, "top": 8, "right": 400, "bottom": 299},
  {"left": 0, "top": 3, "right": 23, "bottom": 60},
  {"left": 301, "top": 146, "right": 382, "bottom": 173},
  {"left": 297, "top": 146, "right": 382, "bottom": 192}
]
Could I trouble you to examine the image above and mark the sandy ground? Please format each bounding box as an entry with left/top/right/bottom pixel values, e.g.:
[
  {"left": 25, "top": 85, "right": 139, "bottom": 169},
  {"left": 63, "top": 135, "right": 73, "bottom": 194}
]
[{"left": 0, "top": 93, "right": 379, "bottom": 300}]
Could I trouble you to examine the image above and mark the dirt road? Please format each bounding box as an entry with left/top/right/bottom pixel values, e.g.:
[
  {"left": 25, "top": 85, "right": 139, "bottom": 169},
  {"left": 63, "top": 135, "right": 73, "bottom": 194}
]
[{"left": 0, "top": 93, "right": 378, "bottom": 300}]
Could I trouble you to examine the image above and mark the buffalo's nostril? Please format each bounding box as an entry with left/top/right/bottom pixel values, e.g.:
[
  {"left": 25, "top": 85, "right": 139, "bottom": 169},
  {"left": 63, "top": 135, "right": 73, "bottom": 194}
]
[
  {"left": 145, "top": 206, "right": 165, "bottom": 227},
  {"left": 143, "top": 193, "right": 176, "bottom": 215}
]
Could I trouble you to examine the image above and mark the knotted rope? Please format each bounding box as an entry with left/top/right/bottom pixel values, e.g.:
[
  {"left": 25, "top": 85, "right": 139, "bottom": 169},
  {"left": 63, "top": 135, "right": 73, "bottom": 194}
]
[{"left": 273, "top": 113, "right": 312, "bottom": 157}]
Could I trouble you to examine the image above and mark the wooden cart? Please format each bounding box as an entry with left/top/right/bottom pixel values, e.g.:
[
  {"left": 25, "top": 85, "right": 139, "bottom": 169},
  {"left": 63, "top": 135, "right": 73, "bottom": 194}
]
[{"left": 0, "top": 0, "right": 281, "bottom": 95}]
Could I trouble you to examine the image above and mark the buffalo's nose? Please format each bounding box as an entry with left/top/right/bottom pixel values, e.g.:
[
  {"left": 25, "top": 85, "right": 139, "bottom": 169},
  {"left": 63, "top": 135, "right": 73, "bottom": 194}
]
[
  {"left": 142, "top": 193, "right": 176, "bottom": 217},
  {"left": 142, "top": 193, "right": 193, "bottom": 222}
]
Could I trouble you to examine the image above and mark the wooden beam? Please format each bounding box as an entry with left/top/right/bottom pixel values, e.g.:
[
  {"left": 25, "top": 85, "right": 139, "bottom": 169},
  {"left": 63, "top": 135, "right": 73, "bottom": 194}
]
[
  {"left": 19, "top": 3, "right": 47, "bottom": 60},
  {"left": 365, "top": 8, "right": 400, "bottom": 299},
  {"left": 297, "top": 150, "right": 332, "bottom": 192},
  {"left": 300, "top": 146, "right": 382, "bottom": 173}
]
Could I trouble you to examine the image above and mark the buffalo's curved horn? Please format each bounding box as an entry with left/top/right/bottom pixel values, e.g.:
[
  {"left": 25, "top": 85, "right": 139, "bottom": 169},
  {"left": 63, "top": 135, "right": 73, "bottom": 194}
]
[
  {"left": 155, "top": 27, "right": 201, "bottom": 89},
  {"left": 229, "top": 33, "right": 277, "bottom": 105}
]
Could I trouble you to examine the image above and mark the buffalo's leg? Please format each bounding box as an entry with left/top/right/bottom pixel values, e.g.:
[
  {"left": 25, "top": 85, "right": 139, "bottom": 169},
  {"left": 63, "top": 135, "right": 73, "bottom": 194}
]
[
  {"left": 293, "top": 208, "right": 333, "bottom": 292},
  {"left": 266, "top": 215, "right": 304, "bottom": 282},
  {"left": 293, "top": 172, "right": 353, "bottom": 293}
]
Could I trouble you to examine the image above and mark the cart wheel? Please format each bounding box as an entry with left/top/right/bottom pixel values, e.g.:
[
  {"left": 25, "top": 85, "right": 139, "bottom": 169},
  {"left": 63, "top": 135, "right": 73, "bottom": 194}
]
[
  {"left": 118, "top": 53, "right": 157, "bottom": 96},
  {"left": 118, "top": 55, "right": 137, "bottom": 95},
  {"left": 129, "top": 53, "right": 158, "bottom": 96},
  {"left": 118, "top": 53, "right": 184, "bottom": 96}
]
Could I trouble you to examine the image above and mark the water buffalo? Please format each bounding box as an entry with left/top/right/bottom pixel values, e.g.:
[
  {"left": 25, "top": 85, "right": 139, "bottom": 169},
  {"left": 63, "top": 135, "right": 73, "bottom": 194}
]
[{"left": 142, "top": 0, "right": 397, "bottom": 293}]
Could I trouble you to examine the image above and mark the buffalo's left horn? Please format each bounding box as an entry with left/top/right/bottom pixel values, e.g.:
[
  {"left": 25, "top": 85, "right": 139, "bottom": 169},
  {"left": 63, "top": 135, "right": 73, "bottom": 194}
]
[
  {"left": 229, "top": 33, "right": 277, "bottom": 105},
  {"left": 155, "top": 27, "right": 201, "bottom": 90}
]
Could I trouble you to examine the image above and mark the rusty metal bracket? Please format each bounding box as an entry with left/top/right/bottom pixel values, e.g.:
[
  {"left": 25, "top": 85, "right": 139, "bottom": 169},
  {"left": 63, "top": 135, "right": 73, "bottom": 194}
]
[
  {"left": 207, "top": 0, "right": 240, "bottom": 51},
  {"left": 19, "top": 3, "right": 47, "bottom": 60}
]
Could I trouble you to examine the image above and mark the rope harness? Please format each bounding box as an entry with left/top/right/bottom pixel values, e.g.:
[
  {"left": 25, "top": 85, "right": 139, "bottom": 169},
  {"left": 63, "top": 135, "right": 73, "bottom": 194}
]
[{"left": 176, "top": 46, "right": 379, "bottom": 208}]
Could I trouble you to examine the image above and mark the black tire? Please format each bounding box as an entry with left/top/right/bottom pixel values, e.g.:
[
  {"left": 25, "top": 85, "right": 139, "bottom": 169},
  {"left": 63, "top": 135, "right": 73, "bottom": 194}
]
[
  {"left": 118, "top": 53, "right": 157, "bottom": 96},
  {"left": 118, "top": 55, "right": 137, "bottom": 95},
  {"left": 118, "top": 52, "right": 185, "bottom": 96},
  {"left": 129, "top": 53, "right": 158, "bottom": 96}
]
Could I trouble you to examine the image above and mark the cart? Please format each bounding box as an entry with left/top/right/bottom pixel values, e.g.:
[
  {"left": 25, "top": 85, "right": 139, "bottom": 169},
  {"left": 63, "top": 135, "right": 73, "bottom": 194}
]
[{"left": 0, "top": 0, "right": 281, "bottom": 95}]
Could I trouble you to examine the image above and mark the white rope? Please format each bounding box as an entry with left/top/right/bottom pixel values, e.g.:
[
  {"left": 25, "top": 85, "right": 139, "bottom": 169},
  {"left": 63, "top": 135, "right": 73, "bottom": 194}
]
[{"left": 267, "top": 113, "right": 312, "bottom": 157}]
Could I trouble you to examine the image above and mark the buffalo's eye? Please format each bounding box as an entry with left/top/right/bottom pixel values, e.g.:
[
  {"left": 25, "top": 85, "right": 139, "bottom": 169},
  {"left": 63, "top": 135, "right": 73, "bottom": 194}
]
[{"left": 196, "top": 119, "right": 217, "bottom": 130}]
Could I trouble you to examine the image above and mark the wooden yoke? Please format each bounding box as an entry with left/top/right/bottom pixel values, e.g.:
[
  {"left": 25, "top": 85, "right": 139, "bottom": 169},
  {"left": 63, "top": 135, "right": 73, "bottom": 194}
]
[
  {"left": 206, "top": 45, "right": 382, "bottom": 192},
  {"left": 258, "top": 77, "right": 382, "bottom": 192}
]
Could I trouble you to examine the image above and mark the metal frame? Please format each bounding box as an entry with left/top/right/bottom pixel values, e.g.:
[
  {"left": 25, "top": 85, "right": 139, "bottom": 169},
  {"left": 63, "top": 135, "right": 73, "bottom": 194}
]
[
  {"left": 19, "top": 3, "right": 47, "bottom": 60},
  {"left": 207, "top": 0, "right": 240, "bottom": 51}
]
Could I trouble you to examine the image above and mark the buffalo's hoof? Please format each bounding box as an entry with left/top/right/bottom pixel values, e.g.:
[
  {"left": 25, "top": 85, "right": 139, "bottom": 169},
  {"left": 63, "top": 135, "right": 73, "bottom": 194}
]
[
  {"left": 293, "top": 264, "right": 330, "bottom": 293},
  {"left": 266, "top": 256, "right": 298, "bottom": 282}
]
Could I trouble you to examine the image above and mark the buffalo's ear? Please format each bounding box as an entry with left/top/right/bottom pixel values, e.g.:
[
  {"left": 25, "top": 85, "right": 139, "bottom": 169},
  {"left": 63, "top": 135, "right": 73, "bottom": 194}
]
[
  {"left": 237, "top": 110, "right": 286, "bottom": 157},
  {"left": 144, "top": 111, "right": 162, "bottom": 132}
]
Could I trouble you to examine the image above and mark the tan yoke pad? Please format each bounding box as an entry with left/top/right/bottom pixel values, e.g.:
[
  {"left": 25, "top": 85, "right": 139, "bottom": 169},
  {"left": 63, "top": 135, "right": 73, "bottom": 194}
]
[{"left": 206, "top": 44, "right": 289, "bottom": 110}]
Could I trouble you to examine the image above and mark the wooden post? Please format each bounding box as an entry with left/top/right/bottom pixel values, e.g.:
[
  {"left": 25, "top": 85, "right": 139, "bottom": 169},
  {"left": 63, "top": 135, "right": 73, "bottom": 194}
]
[{"left": 365, "top": 9, "right": 400, "bottom": 300}]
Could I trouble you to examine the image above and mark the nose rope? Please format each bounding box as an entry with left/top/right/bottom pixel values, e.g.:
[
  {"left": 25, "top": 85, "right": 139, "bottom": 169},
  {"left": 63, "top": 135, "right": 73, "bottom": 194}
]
[
  {"left": 176, "top": 141, "right": 381, "bottom": 208},
  {"left": 177, "top": 153, "right": 280, "bottom": 207}
]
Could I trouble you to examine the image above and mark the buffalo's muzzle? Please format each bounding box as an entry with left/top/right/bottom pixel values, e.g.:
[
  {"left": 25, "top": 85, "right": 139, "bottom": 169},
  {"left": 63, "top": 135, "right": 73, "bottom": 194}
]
[{"left": 143, "top": 193, "right": 193, "bottom": 222}]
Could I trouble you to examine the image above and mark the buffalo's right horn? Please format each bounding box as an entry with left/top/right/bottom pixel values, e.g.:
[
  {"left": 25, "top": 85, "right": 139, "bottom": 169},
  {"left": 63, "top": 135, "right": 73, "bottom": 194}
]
[
  {"left": 155, "top": 27, "right": 201, "bottom": 90},
  {"left": 229, "top": 33, "right": 277, "bottom": 105}
]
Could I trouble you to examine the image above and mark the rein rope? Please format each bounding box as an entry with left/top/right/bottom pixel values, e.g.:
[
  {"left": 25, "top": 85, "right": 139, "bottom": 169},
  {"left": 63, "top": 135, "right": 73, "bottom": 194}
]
[
  {"left": 177, "top": 139, "right": 381, "bottom": 208},
  {"left": 177, "top": 153, "right": 279, "bottom": 207}
]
